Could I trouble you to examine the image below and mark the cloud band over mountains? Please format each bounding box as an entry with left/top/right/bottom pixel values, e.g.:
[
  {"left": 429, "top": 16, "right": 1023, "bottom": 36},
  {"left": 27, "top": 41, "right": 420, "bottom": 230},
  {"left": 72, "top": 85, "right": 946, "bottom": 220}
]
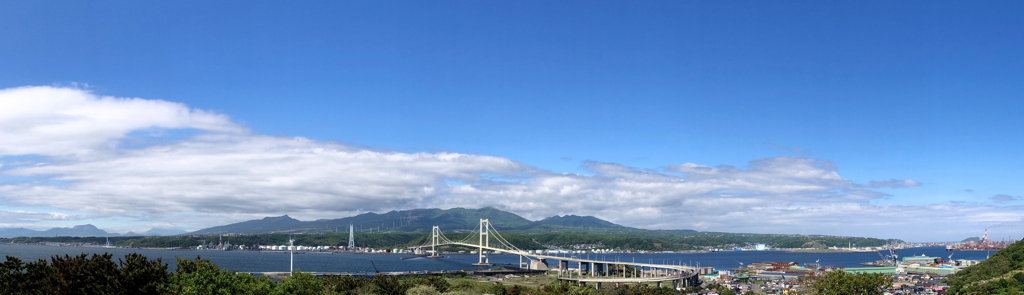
[{"left": 1, "top": 86, "right": 1021, "bottom": 241}]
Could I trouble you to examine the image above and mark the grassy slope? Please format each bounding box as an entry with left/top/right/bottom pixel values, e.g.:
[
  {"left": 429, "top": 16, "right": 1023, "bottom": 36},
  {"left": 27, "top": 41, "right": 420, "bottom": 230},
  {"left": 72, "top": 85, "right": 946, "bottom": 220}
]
[{"left": 946, "top": 239, "right": 1024, "bottom": 294}]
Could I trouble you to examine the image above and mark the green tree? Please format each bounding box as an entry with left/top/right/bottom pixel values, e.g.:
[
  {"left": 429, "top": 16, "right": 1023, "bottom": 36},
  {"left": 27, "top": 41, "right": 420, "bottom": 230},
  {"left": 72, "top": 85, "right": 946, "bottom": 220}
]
[
  {"left": 371, "top": 276, "right": 409, "bottom": 295},
  {"left": 322, "top": 275, "right": 367, "bottom": 295},
  {"left": 450, "top": 280, "right": 478, "bottom": 293},
  {"left": 532, "top": 281, "right": 594, "bottom": 295},
  {"left": 606, "top": 284, "right": 676, "bottom": 295},
  {"left": 20, "top": 258, "right": 57, "bottom": 294},
  {"left": 118, "top": 253, "right": 170, "bottom": 294},
  {"left": 406, "top": 284, "right": 441, "bottom": 295},
  {"left": 809, "top": 270, "right": 891, "bottom": 295},
  {"left": 1, "top": 253, "right": 170, "bottom": 295},
  {"left": 484, "top": 282, "right": 509, "bottom": 295},
  {"left": 273, "top": 270, "right": 323, "bottom": 295},
  {"left": 49, "top": 253, "right": 121, "bottom": 294},
  {"left": 0, "top": 256, "right": 52, "bottom": 294},
  {"left": 170, "top": 256, "right": 275, "bottom": 295},
  {"left": 405, "top": 276, "right": 450, "bottom": 293}
]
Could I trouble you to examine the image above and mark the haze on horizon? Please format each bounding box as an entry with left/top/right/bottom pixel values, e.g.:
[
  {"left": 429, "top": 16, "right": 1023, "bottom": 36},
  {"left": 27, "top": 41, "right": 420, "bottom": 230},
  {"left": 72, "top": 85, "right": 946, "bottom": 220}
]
[{"left": 1, "top": 1, "right": 1023, "bottom": 243}]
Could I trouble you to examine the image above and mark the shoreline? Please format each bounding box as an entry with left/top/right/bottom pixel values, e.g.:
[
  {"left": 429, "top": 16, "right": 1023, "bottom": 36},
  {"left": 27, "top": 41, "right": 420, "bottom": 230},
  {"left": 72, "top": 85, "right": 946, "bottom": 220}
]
[{"left": 786, "top": 249, "right": 875, "bottom": 253}]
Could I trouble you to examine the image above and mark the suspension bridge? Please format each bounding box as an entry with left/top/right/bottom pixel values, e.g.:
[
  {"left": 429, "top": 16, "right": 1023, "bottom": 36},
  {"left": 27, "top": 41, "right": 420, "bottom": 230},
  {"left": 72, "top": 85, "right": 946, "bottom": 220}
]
[{"left": 413, "top": 219, "right": 701, "bottom": 290}]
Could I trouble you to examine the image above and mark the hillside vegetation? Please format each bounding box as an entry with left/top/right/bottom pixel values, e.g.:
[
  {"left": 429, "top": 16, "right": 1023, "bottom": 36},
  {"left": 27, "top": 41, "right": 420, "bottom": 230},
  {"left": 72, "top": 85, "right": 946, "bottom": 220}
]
[
  {"left": 0, "top": 253, "right": 678, "bottom": 295},
  {"left": 945, "top": 239, "right": 1024, "bottom": 294}
]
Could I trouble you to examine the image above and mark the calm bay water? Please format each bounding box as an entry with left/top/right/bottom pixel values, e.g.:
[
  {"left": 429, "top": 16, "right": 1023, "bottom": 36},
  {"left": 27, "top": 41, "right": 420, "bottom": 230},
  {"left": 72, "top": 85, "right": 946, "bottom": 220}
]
[{"left": 0, "top": 244, "right": 991, "bottom": 273}]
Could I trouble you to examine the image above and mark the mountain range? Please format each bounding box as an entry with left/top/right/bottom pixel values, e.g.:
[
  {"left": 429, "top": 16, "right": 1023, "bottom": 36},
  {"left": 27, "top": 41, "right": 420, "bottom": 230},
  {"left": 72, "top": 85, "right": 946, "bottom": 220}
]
[
  {"left": 1, "top": 208, "right": 913, "bottom": 250},
  {"left": 0, "top": 207, "right": 635, "bottom": 238},
  {"left": 0, "top": 225, "right": 186, "bottom": 238},
  {"left": 188, "top": 207, "right": 632, "bottom": 235}
]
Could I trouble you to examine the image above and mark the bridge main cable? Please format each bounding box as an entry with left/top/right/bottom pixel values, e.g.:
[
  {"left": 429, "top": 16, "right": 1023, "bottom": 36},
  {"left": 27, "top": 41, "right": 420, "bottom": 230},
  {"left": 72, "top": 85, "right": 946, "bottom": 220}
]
[{"left": 420, "top": 219, "right": 702, "bottom": 289}]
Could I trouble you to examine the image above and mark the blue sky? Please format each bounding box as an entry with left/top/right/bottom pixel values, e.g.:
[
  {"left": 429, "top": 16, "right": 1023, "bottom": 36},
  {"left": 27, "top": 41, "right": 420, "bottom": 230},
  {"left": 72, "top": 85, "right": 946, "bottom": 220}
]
[{"left": 1, "top": 1, "right": 1022, "bottom": 242}]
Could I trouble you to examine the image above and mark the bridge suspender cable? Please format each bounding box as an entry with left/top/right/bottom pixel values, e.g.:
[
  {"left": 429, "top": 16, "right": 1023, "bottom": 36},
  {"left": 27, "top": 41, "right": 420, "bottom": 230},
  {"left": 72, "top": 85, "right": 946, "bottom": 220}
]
[{"left": 416, "top": 218, "right": 701, "bottom": 290}]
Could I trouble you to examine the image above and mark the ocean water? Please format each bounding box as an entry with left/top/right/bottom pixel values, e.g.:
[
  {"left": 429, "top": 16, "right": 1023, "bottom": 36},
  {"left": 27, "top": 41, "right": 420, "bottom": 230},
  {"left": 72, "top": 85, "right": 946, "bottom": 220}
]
[{"left": 0, "top": 244, "right": 991, "bottom": 273}]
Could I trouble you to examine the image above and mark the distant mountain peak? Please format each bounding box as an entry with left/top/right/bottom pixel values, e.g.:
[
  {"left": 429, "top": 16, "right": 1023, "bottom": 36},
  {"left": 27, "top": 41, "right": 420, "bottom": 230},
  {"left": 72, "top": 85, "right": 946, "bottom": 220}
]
[
  {"left": 141, "top": 228, "right": 187, "bottom": 236},
  {"left": 264, "top": 215, "right": 297, "bottom": 221},
  {"left": 537, "top": 215, "right": 626, "bottom": 228},
  {"left": 14, "top": 224, "right": 120, "bottom": 238},
  {"left": 189, "top": 214, "right": 306, "bottom": 235}
]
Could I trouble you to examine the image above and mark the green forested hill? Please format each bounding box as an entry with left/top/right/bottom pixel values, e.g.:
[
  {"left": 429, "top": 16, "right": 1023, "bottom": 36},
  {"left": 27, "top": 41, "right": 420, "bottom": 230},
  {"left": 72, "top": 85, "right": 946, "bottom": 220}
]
[
  {"left": 536, "top": 215, "right": 626, "bottom": 228},
  {"left": 3, "top": 207, "right": 897, "bottom": 250},
  {"left": 946, "top": 239, "right": 1024, "bottom": 294},
  {"left": 189, "top": 215, "right": 306, "bottom": 235},
  {"left": 190, "top": 207, "right": 541, "bottom": 235}
]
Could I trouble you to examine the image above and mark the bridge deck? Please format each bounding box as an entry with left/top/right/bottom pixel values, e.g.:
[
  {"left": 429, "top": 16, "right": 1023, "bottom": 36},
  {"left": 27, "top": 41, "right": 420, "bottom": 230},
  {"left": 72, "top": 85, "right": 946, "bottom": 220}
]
[
  {"left": 420, "top": 221, "right": 701, "bottom": 288},
  {"left": 442, "top": 241, "right": 699, "bottom": 274}
]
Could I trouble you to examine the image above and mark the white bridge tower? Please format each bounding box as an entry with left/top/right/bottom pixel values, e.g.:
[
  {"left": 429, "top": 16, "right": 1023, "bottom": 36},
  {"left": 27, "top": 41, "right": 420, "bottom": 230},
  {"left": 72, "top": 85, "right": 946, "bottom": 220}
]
[
  {"left": 473, "top": 219, "right": 492, "bottom": 266},
  {"left": 430, "top": 226, "right": 442, "bottom": 257},
  {"left": 348, "top": 223, "right": 355, "bottom": 249}
]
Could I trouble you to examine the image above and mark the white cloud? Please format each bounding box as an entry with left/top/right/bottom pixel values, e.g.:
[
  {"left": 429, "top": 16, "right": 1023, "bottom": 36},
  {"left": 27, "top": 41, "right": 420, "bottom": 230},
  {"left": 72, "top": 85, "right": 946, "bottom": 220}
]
[
  {"left": 0, "top": 134, "right": 527, "bottom": 217},
  {"left": 0, "top": 86, "right": 241, "bottom": 157},
  {"left": 0, "top": 210, "right": 90, "bottom": 224},
  {"left": 992, "top": 194, "right": 1021, "bottom": 202},
  {"left": 0, "top": 86, "right": 1021, "bottom": 241},
  {"left": 429, "top": 157, "right": 1023, "bottom": 241}
]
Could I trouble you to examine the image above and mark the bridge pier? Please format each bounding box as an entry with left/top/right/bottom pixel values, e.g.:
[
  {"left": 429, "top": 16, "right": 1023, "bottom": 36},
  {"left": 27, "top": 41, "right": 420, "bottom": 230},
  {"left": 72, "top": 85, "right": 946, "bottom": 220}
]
[{"left": 675, "top": 272, "right": 698, "bottom": 288}]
